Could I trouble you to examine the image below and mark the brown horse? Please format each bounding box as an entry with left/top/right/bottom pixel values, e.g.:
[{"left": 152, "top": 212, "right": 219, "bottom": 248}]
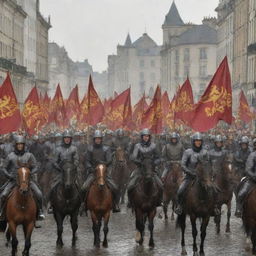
[
  {"left": 212, "top": 153, "right": 234, "bottom": 234},
  {"left": 129, "top": 158, "right": 162, "bottom": 248},
  {"left": 242, "top": 186, "right": 256, "bottom": 254},
  {"left": 111, "top": 147, "right": 130, "bottom": 204},
  {"left": 162, "top": 161, "right": 183, "bottom": 220},
  {"left": 6, "top": 167, "right": 37, "bottom": 256},
  {"left": 87, "top": 164, "right": 113, "bottom": 248},
  {"left": 176, "top": 157, "right": 218, "bottom": 256}
]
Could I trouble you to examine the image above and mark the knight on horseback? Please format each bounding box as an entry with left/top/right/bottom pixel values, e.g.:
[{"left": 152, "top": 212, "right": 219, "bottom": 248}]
[
  {"left": 209, "top": 135, "right": 227, "bottom": 167},
  {"left": 127, "top": 128, "right": 163, "bottom": 207},
  {"left": 0, "top": 135, "right": 45, "bottom": 220},
  {"left": 175, "top": 132, "right": 220, "bottom": 216},
  {"left": 234, "top": 136, "right": 251, "bottom": 177},
  {"left": 81, "top": 130, "right": 120, "bottom": 213},
  {"left": 161, "top": 132, "right": 184, "bottom": 182},
  {"left": 235, "top": 138, "right": 256, "bottom": 218}
]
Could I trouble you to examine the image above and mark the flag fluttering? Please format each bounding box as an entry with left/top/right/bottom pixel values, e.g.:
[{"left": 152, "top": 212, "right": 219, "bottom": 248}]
[
  {"left": 65, "top": 85, "right": 80, "bottom": 124},
  {"left": 141, "top": 85, "right": 163, "bottom": 134},
  {"left": 189, "top": 57, "right": 232, "bottom": 132},
  {"left": 0, "top": 73, "right": 21, "bottom": 134},
  {"left": 22, "top": 87, "right": 46, "bottom": 135},
  {"left": 238, "top": 90, "right": 253, "bottom": 123},
  {"left": 133, "top": 93, "right": 148, "bottom": 130}
]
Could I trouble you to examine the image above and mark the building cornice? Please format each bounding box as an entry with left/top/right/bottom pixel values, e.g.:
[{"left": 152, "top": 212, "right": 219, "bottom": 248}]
[
  {"left": 37, "top": 11, "right": 51, "bottom": 30},
  {"left": 3, "top": 0, "right": 27, "bottom": 18}
]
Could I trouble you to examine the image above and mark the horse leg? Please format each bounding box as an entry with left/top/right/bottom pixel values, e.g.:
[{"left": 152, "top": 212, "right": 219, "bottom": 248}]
[
  {"left": 226, "top": 201, "right": 231, "bottom": 233},
  {"left": 70, "top": 211, "right": 79, "bottom": 247},
  {"left": 22, "top": 222, "right": 34, "bottom": 256},
  {"left": 135, "top": 209, "right": 145, "bottom": 245},
  {"left": 54, "top": 212, "right": 64, "bottom": 247},
  {"left": 91, "top": 211, "right": 100, "bottom": 248},
  {"left": 9, "top": 221, "right": 18, "bottom": 256},
  {"left": 199, "top": 216, "right": 209, "bottom": 256},
  {"left": 214, "top": 206, "right": 221, "bottom": 234},
  {"left": 163, "top": 201, "right": 168, "bottom": 220},
  {"left": 251, "top": 229, "right": 256, "bottom": 255},
  {"left": 5, "top": 227, "right": 11, "bottom": 247},
  {"left": 102, "top": 211, "right": 110, "bottom": 248},
  {"left": 190, "top": 215, "right": 198, "bottom": 256},
  {"left": 177, "top": 213, "right": 187, "bottom": 255},
  {"left": 148, "top": 209, "right": 156, "bottom": 248}
]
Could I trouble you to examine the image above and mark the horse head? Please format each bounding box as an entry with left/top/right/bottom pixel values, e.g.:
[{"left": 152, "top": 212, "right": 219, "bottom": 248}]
[
  {"left": 17, "top": 167, "right": 30, "bottom": 195},
  {"left": 95, "top": 164, "right": 107, "bottom": 189},
  {"left": 114, "top": 147, "right": 126, "bottom": 165},
  {"left": 61, "top": 160, "right": 76, "bottom": 191},
  {"left": 141, "top": 158, "right": 154, "bottom": 184}
]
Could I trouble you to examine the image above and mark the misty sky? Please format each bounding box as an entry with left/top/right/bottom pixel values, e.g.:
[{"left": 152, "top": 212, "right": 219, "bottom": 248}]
[{"left": 40, "top": 0, "right": 219, "bottom": 72}]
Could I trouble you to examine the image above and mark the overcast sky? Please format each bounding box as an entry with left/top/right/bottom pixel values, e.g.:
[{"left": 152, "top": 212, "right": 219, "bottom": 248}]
[{"left": 40, "top": 0, "right": 219, "bottom": 72}]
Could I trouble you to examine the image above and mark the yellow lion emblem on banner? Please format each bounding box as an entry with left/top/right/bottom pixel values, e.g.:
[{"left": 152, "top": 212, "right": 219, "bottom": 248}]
[{"left": 0, "top": 95, "right": 18, "bottom": 119}]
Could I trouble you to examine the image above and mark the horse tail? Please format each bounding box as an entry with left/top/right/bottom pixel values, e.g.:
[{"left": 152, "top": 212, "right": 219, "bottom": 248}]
[
  {"left": 0, "top": 220, "right": 7, "bottom": 232},
  {"left": 176, "top": 213, "right": 186, "bottom": 230}
]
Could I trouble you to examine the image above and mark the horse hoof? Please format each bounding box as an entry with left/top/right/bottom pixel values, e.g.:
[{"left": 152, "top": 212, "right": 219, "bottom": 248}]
[
  {"left": 225, "top": 227, "right": 230, "bottom": 233},
  {"left": 200, "top": 252, "right": 205, "bottom": 256},
  {"left": 103, "top": 241, "right": 108, "bottom": 248},
  {"left": 135, "top": 231, "right": 141, "bottom": 243},
  {"left": 149, "top": 242, "right": 155, "bottom": 249},
  {"left": 95, "top": 243, "right": 100, "bottom": 248},
  {"left": 56, "top": 240, "right": 64, "bottom": 248},
  {"left": 181, "top": 247, "right": 187, "bottom": 255},
  {"left": 193, "top": 252, "right": 199, "bottom": 256},
  {"left": 5, "top": 242, "right": 9, "bottom": 247}
]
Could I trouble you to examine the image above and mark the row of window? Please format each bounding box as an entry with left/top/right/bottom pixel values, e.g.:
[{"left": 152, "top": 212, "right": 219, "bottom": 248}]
[
  {"left": 139, "top": 72, "right": 156, "bottom": 82},
  {"left": 248, "top": 56, "right": 256, "bottom": 83},
  {"left": 174, "top": 48, "right": 208, "bottom": 63},
  {"left": 248, "top": 17, "right": 256, "bottom": 45},
  {"left": 174, "top": 64, "right": 207, "bottom": 77},
  {"left": 139, "top": 59, "right": 156, "bottom": 68}
]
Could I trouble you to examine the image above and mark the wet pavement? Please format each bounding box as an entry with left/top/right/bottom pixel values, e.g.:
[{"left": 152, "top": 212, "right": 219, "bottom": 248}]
[{"left": 0, "top": 200, "right": 252, "bottom": 256}]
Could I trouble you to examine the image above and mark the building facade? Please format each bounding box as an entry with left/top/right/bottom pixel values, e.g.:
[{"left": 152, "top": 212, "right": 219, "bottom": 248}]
[
  {"left": 0, "top": 0, "right": 50, "bottom": 106},
  {"left": 48, "top": 42, "right": 107, "bottom": 100},
  {"left": 108, "top": 33, "right": 161, "bottom": 104},
  {"left": 161, "top": 2, "right": 217, "bottom": 101}
]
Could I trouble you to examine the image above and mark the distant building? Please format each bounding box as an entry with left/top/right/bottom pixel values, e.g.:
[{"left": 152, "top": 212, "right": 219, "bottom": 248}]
[
  {"left": 161, "top": 1, "right": 217, "bottom": 101},
  {"left": 48, "top": 42, "right": 107, "bottom": 100},
  {"left": 108, "top": 33, "right": 161, "bottom": 104},
  {"left": 0, "top": 0, "right": 50, "bottom": 106}
]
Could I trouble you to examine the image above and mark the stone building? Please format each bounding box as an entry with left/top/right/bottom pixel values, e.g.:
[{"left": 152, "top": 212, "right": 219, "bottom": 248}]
[
  {"left": 161, "top": 1, "right": 217, "bottom": 101},
  {"left": 247, "top": 0, "right": 256, "bottom": 106},
  {"left": 108, "top": 33, "right": 161, "bottom": 104},
  {"left": 0, "top": 0, "right": 50, "bottom": 106},
  {"left": 48, "top": 42, "right": 107, "bottom": 100}
]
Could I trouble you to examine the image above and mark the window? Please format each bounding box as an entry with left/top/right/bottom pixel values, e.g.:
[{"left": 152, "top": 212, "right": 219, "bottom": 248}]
[
  {"left": 175, "top": 64, "right": 179, "bottom": 77},
  {"left": 199, "top": 65, "right": 207, "bottom": 77},
  {"left": 184, "top": 48, "right": 190, "bottom": 62},
  {"left": 175, "top": 50, "right": 179, "bottom": 63},
  {"left": 140, "top": 60, "right": 145, "bottom": 68},
  {"left": 150, "top": 73, "right": 156, "bottom": 82},
  {"left": 200, "top": 48, "right": 207, "bottom": 60},
  {"left": 184, "top": 65, "right": 190, "bottom": 76},
  {"left": 139, "top": 72, "right": 144, "bottom": 81},
  {"left": 151, "top": 60, "right": 155, "bottom": 67}
]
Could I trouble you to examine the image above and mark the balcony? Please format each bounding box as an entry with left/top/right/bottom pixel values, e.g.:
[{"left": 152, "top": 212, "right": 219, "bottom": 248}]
[
  {"left": 248, "top": 43, "right": 256, "bottom": 55},
  {"left": 0, "top": 58, "right": 27, "bottom": 75}
]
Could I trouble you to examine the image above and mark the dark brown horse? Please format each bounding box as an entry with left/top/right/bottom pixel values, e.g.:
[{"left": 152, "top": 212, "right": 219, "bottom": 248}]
[
  {"left": 111, "top": 147, "right": 130, "bottom": 204},
  {"left": 6, "top": 167, "right": 37, "bottom": 256},
  {"left": 87, "top": 164, "right": 113, "bottom": 248},
  {"left": 162, "top": 161, "right": 183, "bottom": 220},
  {"left": 212, "top": 153, "right": 234, "bottom": 234},
  {"left": 176, "top": 157, "right": 218, "bottom": 256},
  {"left": 129, "top": 158, "right": 162, "bottom": 248},
  {"left": 50, "top": 160, "right": 81, "bottom": 247},
  {"left": 242, "top": 187, "right": 256, "bottom": 255}
]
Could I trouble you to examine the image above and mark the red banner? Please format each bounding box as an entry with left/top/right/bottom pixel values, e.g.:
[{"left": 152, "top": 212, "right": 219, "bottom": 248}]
[
  {"left": 65, "top": 85, "right": 80, "bottom": 124},
  {"left": 23, "top": 87, "right": 46, "bottom": 135},
  {"left": 0, "top": 73, "right": 21, "bottom": 134},
  {"left": 189, "top": 57, "right": 232, "bottom": 132},
  {"left": 141, "top": 85, "right": 163, "bottom": 134},
  {"left": 175, "top": 78, "right": 195, "bottom": 125},
  {"left": 133, "top": 93, "right": 148, "bottom": 130},
  {"left": 238, "top": 90, "right": 253, "bottom": 123}
]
